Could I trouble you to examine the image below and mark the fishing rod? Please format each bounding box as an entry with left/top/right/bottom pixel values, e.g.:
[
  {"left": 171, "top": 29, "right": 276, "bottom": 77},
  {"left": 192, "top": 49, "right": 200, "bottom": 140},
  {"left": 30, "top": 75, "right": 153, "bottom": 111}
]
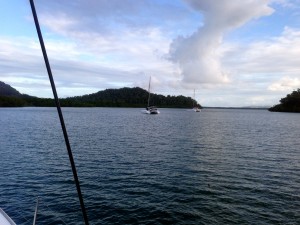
[{"left": 28, "top": 1, "right": 89, "bottom": 224}]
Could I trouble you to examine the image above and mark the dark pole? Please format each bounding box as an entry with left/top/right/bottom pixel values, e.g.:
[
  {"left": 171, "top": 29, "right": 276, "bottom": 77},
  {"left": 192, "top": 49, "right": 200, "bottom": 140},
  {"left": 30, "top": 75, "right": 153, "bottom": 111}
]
[{"left": 29, "top": 1, "right": 89, "bottom": 224}]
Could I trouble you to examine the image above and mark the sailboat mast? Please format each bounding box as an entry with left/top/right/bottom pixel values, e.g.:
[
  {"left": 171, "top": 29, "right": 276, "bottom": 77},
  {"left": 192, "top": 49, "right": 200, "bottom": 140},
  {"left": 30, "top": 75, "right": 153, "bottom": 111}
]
[
  {"left": 29, "top": 0, "right": 89, "bottom": 224},
  {"left": 147, "top": 76, "right": 151, "bottom": 107},
  {"left": 193, "top": 89, "right": 195, "bottom": 108}
]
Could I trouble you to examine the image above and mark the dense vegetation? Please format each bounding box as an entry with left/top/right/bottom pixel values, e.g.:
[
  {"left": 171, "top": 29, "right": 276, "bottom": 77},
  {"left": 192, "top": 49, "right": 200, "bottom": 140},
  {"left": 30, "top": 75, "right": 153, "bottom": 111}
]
[
  {"left": 0, "top": 96, "right": 27, "bottom": 107},
  {"left": 0, "top": 81, "right": 54, "bottom": 107},
  {"left": 0, "top": 81, "right": 201, "bottom": 108},
  {"left": 269, "top": 89, "right": 300, "bottom": 112}
]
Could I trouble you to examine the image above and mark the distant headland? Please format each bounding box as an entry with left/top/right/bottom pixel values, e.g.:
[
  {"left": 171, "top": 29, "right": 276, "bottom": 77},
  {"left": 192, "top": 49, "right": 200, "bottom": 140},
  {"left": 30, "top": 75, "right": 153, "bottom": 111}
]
[
  {"left": 269, "top": 89, "right": 300, "bottom": 113},
  {"left": 0, "top": 81, "right": 201, "bottom": 108}
]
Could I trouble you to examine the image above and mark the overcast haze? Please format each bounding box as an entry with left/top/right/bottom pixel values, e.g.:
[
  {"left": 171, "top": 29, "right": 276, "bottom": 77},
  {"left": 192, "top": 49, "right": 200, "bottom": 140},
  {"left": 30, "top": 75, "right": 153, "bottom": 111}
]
[{"left": 1, "top": 0, "right": 300, "bottom": 107}]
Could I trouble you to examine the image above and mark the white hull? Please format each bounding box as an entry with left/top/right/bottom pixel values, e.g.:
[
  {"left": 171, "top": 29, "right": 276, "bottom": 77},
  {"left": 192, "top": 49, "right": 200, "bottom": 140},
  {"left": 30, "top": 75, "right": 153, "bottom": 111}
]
[
  {"left": 141, "top": 109, "right": 160, "bottom": 114},
  {"left": 193, "top": 107, "right": 201, "bottom": 112},
  {"left": 0, "top": 208, "right": 16, "bottom": 225},
  {"left": 187, "top": 108, "right": 201, "bottom": 112}
]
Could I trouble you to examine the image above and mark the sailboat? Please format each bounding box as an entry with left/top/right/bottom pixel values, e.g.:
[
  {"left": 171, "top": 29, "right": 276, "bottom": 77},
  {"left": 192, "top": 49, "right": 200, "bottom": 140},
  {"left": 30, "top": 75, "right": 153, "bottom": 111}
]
[
  {"left": 192, "top": 89, "right": 201, "bottom": 112},
  {"left": 141, "top": 76, "right": 160, "bottom": 114}
]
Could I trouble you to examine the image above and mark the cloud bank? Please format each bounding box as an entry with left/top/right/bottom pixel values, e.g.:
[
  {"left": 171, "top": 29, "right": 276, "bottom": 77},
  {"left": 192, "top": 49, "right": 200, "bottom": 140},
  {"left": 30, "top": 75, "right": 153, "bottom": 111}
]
[{"left": 1, "top": 0, "right": 300, "bottom": 106}]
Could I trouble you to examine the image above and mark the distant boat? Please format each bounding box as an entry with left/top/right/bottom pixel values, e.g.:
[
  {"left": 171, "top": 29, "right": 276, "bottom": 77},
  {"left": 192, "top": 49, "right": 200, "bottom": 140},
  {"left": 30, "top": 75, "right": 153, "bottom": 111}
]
[
  {"left": 193, "top": 107, "right": 201, "bottom": 112},
  {"left": 0, "top": 208, "right": 16, "bottom": 225},
  {"left": 141, "top": 76, "right": 160, "bottom": 114},
  {"left": 192, "top": 89, "right": 201, "bottom": 112}
]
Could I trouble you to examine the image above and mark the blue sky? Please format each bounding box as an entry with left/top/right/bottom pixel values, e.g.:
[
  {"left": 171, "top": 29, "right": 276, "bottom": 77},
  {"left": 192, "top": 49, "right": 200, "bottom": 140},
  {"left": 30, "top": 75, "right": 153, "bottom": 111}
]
[{"left": 1, "top": 0, "right": 300, "bottom": 107}]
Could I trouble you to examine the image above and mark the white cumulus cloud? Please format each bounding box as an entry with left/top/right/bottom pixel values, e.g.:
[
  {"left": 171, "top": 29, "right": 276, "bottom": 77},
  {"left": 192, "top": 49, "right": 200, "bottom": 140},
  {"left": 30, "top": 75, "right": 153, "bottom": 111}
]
[
  {"left": 168, "top": 0, "right": 274, "bottom": 88},
  {"left": 268, "top": 76, "right": 300, "bottom": 91}
]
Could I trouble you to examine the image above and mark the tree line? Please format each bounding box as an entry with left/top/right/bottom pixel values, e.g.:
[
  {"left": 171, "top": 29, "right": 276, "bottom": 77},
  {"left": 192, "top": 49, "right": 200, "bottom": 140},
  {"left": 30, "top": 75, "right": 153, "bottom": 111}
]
[
  {"left": 269, "top": 89, "right": 300, "bottom": 112},
  {"left": 0, "top": 82, "right": 201, "bottom": 108}
]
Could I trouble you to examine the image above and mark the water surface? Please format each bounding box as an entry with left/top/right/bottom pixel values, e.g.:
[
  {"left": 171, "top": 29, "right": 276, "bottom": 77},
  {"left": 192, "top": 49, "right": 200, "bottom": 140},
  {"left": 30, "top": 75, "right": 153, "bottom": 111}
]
[{"left": 0, "top": 107, "right": 299, "bottom": 224}]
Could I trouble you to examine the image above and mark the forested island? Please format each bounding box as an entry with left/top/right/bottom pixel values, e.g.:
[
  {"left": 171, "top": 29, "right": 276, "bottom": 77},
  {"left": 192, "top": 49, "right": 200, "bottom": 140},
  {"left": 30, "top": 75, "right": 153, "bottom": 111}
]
[
  {"left": 269, "top": 89, "right": 300, "bottom": 112},
  {"left": 0, "top": 81, "right": 201, "bottom": 108}
]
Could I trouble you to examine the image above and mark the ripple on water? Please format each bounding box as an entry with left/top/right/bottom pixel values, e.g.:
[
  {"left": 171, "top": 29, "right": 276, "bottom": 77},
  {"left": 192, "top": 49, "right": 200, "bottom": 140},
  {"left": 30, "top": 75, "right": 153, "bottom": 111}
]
[{"left": 0, "top": 108, "right": 300, "bottom": 224}]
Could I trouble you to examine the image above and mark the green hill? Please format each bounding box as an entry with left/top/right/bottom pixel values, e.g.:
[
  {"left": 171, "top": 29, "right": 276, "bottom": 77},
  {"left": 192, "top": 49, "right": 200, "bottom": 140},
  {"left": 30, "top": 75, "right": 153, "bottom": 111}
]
[
  {"left": 61, "top": 87, "right": 199, "bottom": 108},
  {"left": 0, "top": 81, "right": 201, "bottom": 108},
  {"left": 0, "top": 81, "right": 22, "bottom": 96},
  {"left": 0, "top": 81, "right": 27, "bottom": 107},
  {"left": 269, "top": 89, "right": 300, "bottom": 112}
]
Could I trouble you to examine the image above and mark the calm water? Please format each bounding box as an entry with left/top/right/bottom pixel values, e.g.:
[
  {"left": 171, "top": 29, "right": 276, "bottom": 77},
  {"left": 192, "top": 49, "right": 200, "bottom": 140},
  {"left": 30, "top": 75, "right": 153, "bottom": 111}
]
[{"left": 0, "top": 107, "right": 299, "bottom": 224}]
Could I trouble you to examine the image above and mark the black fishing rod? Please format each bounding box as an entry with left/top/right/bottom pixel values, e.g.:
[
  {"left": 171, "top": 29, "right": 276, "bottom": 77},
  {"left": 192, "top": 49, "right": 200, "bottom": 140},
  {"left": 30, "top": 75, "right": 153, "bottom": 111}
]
[{"left": 28, "top": 1, "right": 89, "bottom": 224}]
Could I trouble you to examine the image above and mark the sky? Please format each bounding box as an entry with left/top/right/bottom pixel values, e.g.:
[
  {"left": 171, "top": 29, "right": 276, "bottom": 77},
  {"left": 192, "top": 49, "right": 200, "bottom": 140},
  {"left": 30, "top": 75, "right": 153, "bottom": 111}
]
[{"left": 1, "top": 0, "right": 300, "bottom": 107}]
